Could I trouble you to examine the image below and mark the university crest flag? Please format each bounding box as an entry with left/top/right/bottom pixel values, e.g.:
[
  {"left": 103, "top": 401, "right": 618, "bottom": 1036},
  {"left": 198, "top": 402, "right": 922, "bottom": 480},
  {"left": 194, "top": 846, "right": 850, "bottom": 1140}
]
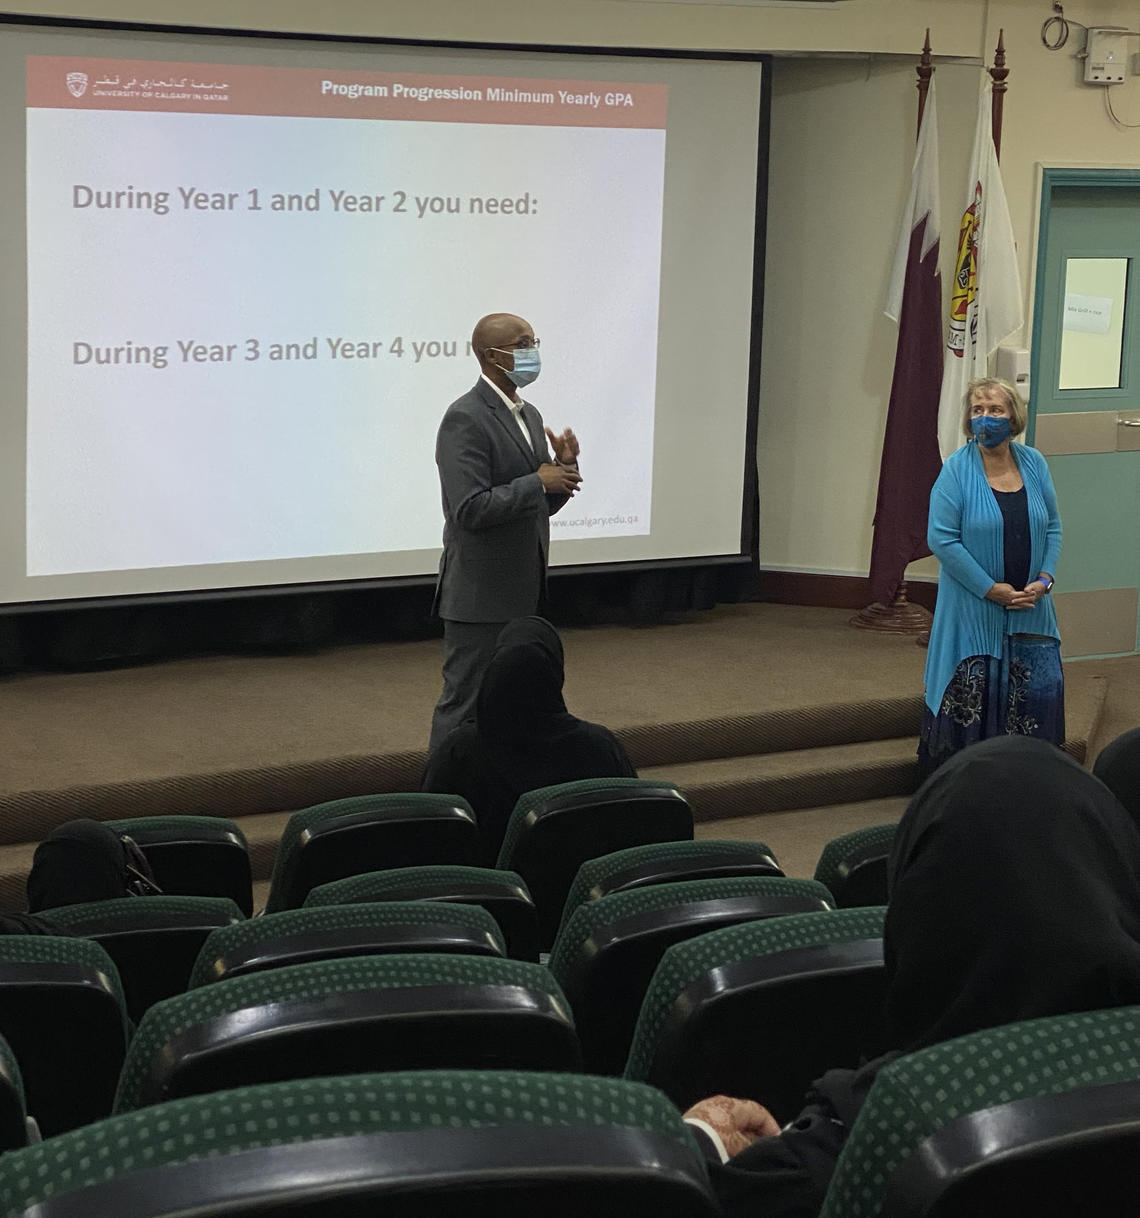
[
  {"left": 936, "top": 77, "right": 1023, "bottom": 458},
  {"left": 867, "top": 79, "right": 944, "bottom": 608}
]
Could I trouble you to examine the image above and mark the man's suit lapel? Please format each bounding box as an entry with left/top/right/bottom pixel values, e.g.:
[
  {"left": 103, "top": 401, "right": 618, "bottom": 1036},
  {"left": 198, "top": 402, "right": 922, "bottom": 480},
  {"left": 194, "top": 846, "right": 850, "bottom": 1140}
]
[{"left": 476, "top": 380, "right": 539, "bottom": 467}]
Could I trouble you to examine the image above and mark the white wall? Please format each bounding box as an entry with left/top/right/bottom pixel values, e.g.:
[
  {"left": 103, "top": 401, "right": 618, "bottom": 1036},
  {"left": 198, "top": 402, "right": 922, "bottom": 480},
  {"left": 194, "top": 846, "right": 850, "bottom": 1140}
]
[
  {"left": 0, "top": 0, "right": 986, "bottom": 57},
  {"left": 5, "top": 0, "right": 1140, "bottom": 580},
  {"left": 757, "top": 0, "right": 1140, "bottom": 578}
]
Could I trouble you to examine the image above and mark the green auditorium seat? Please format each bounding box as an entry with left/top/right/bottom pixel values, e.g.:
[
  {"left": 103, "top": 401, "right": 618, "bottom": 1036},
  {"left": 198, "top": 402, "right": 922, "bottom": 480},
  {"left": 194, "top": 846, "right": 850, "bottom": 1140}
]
[
  {"left": 107, "top": 815, "right": 254, "bottom": 915},
  {"left": 115, "top": 952, "right": 581, "bottom": 1112},
  {"left": 0, "top": 1033, "right": 29, "bottom": 1150},
  {"left": 0, "top": 936, "right": 129, "bottom": 1136},
  {"left": 264, "top": 793, "right": 483, "bottom": 912},
  {"left": 558, "top": 838, "right": 784, "bottom": 935},
  {"left": 304, "top": 864, "right": 540, "bottom": 961},
  {"left": 813, "top": 823, "right": 898, "bottom": 909},
  {"left": 496, "top": 778, "right": 694, "bottom": 950},
  {"left": 550, "top": 876, "right": 833, "bottom": 1074},
  {"left": 821, "top": 1005, "right": 1140, "bottom": 1218},
  {"left": 39, "top": 895, "right": 245, "bottom": 1023},
  {"left": 188, "top": 900, "right": 506, "bottom": 986},
  {"left": 626, "top": 906, "right": 888, "bottom": 1122},
  {"left": 0, "top": 1070, "right": 718, "bottom": 1218}
]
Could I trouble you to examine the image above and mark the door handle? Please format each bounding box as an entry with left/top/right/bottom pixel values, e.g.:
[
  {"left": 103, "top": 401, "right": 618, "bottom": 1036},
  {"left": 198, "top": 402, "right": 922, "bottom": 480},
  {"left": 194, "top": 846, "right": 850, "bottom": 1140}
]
[{"left": 1119, "top": 418, "right": 1140, "bottom": 427}]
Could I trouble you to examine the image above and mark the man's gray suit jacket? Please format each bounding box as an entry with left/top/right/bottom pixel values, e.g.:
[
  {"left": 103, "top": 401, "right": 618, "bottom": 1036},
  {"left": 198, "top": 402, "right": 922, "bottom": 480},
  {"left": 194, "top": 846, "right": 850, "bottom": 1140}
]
[{"left": 433, "top": 379, "right": 571, "bottom": 623}]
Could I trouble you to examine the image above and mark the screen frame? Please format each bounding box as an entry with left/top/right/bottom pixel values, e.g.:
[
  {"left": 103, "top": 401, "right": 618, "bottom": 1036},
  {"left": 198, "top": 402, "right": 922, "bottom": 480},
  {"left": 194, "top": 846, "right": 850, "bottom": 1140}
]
[{"left": 1, "top": 12, "right": 769, "bottom": 614}]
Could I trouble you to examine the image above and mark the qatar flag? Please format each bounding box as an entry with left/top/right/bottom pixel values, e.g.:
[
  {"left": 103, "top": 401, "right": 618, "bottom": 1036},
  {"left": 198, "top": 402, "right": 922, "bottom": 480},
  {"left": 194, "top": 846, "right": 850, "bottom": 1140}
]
[{"left": 867, "top": 79, "right": 944, "bottom": 608}]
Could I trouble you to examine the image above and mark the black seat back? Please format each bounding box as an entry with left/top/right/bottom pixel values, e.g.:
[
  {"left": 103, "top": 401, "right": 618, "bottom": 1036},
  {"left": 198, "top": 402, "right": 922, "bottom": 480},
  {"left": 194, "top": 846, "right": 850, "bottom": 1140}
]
[
  {"left": 646, "top": 940, "right": 888, "bottom": 1120},
  {"left": 303, "top": 866, "right": 541, "bottom": 961},
  {"left": 118, "top": 954, "right": 580, "bottom": 1112},
  {"left": 0, "top": 1070, "right": 717, "bottom": 1218},
  {"left": 107, "top": 816, "right": 254, "bottom": 915},
  {"left": 267, "top": 796, "right": 483, "bottom": 912},
  {"left": 41, "top": 896, "right": 244, "bottom": 1022},
  {"left": 813, "top": 824, "right": 897, "bottom": 909},
  {"left": 625, "top": 908, "right": 888, "bottom": 1123},
  {"left": 883, "top": 1081, "right": 1140, "bottom": 1217},
  {"left": 551, "top": 876, "right": 834, "bottom": 1074},
  {"left": 498, "top": 780, "right": 694, "bottom": 949},
  {"left": 190, "top": 901, "right": 506, "bottom": 986},
  {"left": 0, "top": 938, "right": 128, "bottom": 1136}
]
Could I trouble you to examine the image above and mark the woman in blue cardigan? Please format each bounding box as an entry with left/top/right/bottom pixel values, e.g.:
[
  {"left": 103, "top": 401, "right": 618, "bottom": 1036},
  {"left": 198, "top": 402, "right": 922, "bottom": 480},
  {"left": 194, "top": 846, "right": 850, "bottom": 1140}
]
[{"left": 919, "top": 377, "right": 1063, "bottom": 775}]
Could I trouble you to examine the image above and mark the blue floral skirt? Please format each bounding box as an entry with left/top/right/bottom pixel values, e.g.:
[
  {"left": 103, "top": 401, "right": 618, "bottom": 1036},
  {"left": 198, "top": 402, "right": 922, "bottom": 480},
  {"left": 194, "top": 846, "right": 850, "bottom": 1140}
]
[{"left": 918, "top": 634, "right": 1065, "bottom": 777}]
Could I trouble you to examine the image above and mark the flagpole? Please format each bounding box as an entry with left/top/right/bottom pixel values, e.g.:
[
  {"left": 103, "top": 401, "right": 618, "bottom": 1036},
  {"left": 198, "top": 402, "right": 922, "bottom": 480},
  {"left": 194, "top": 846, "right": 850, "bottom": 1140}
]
[
  {"left": 990, "top": 29, "right": 1007, "bottom": 163},
  {"left": 851, "top": 33, "right": 938, "bottom": 637},
  {"left": 916, "top": 28, "right": 934, "bottom": 138}
]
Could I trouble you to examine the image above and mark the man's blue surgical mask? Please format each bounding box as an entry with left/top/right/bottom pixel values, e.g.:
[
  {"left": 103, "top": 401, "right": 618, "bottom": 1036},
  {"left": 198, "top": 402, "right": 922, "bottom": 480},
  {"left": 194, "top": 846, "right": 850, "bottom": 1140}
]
[
  {"left": 971, "top": 415, "right": 1011, "bottom": 447},
  {"left": 494, "top": 346, "right": 541, "bottom": 388}
]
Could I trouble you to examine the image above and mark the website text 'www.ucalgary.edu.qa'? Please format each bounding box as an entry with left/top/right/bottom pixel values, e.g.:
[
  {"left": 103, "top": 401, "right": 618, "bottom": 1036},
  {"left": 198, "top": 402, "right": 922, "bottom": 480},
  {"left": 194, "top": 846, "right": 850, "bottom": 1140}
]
[{"left": 551, "top": 513, "right": 639, "bottom": 529}]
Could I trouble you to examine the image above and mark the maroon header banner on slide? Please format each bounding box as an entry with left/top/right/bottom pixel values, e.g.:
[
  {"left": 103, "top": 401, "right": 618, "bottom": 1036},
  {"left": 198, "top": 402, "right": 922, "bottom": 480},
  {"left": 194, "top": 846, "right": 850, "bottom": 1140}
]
[{"left": 27, "top": 56, "right": 668, "bottom": 129}]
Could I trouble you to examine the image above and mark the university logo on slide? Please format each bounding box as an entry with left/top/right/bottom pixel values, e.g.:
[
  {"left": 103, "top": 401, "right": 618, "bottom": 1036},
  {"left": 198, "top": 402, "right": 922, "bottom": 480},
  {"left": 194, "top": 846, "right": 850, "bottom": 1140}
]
[{"left": 65, "top": 71, "right": 88, "bottom": 99}]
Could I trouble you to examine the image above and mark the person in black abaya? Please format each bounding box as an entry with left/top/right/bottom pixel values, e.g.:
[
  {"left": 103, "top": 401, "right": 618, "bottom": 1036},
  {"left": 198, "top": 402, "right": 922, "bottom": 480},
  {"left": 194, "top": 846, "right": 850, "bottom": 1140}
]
[
  {"left": 0, "top": 819, "right": 159, "bottom": 936},
  {"left": 685, "top": 736, "right": 1140, "bottom": 1218},
  {"left": 1093, "top": 726, "right": 1140, "bottom": 832},
  {"left": 421, "top": 616, "right": 635, "bottom": 862}
]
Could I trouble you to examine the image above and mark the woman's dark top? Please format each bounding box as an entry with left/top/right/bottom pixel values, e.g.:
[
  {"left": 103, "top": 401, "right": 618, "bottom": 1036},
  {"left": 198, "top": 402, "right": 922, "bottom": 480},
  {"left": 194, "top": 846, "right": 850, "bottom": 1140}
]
[
  {"left": 421, "top": 617, "right": 636, "bottom": 862},
  {"left": 992, "top": 486, "right": 1030, "bottom": 589},
  {"left": 703, "top": 736, "right": 1140, "bottom": 1217}
]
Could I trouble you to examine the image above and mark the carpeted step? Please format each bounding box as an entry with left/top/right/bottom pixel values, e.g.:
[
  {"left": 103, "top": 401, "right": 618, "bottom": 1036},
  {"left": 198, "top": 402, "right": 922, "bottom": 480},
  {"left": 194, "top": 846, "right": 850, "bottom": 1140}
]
[
  {"left": 616, "top": 696, "right": 924, "bottom": 769},
  {"left": 0, "top": 751, "right": 428, "bottom": 850},
  {"left": 642, "top": 673, "right": 1107, "bottom": 825},
  {"left": 0, "top": 677, "right": 1109, "bottom": 912},
  {"left": 640, "top": 737, "right": 921, "bottom": 823},
  {"left": 0, "top": 700, "right": 926, "bottom": 849}
]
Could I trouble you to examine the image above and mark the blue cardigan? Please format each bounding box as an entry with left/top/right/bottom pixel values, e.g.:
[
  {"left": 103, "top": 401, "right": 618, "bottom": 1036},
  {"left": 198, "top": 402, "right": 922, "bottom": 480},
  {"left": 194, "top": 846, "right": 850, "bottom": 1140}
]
[{"left": 924, "top": 440, "right": 1062, "bottom": 714}]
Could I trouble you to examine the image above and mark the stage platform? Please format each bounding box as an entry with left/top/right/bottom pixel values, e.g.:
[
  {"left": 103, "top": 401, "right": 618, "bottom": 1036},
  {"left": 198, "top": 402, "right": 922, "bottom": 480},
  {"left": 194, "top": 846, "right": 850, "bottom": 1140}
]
[{"left": 0, "top": 603, "right": 1113, "bottom": 909}]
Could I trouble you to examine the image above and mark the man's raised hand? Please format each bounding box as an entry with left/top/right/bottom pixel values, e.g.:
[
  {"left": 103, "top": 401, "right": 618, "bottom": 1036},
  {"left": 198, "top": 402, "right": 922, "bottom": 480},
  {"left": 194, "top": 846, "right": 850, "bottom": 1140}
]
[{"left": 545, "top": 426, "right": 580, "bottom": 465}]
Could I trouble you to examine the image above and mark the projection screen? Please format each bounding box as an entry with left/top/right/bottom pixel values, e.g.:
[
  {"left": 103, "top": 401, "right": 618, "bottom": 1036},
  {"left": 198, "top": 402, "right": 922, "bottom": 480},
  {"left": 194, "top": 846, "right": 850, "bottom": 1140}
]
[{"left": 0, "top": 21, "right": 767, "bottom": 606}]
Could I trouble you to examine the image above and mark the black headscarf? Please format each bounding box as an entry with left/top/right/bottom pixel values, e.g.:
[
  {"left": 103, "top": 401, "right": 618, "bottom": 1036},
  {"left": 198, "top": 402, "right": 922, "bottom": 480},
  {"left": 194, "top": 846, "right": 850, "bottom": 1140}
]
[
  {"left": 473, "top": 616, "right": 590, "bottom": 791},
  {"left": 885, "top": 735, "right": 1140, "bottom": 1053},
  {"left": 26, "top": 819, "right": 145, "bottom": 913},
  {"left": 422, "top": 617, "right": 635, "bottom": 860},
  {"left": 1093, "top": 727, "right": 1140, "bottom": 831}
]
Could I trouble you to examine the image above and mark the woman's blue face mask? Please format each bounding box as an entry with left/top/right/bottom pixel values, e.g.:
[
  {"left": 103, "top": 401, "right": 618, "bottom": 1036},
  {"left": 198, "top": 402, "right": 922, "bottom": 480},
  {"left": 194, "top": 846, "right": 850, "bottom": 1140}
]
[{"left": 971, "top": 415, "right": 1011, "bottom": 447}]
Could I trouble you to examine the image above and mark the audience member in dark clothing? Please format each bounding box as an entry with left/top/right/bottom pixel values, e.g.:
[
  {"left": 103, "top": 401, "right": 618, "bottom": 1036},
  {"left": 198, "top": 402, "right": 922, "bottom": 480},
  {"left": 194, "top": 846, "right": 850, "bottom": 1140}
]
[
  {"left": 421, "top": 616, "right": 635, "bottom": 860},
  {"left": 0, "top": 819, "right": 158, "bottom": 935},
  {"left": 685, "top": 736, "right": 1140, "bottom": 1217},
  {"left": 25, "top": 819, "right": 158, "bottom": 914},
  {"left": 1093, "top": 725, "right": 1140, "bottom": 830}
]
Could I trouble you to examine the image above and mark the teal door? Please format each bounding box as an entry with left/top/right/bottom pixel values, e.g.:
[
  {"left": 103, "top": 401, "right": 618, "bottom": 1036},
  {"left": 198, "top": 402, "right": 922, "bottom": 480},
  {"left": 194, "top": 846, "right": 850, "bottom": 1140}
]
[{"left": 1030, "top": 172, "right": 1140, "bottom": 657}]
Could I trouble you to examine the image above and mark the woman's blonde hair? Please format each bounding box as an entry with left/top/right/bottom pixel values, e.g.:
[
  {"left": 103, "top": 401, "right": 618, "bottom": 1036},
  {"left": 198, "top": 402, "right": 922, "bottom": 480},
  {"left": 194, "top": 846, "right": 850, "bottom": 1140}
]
[{"left": 962, "top": 377, "right": 1027, "bottom": 440}]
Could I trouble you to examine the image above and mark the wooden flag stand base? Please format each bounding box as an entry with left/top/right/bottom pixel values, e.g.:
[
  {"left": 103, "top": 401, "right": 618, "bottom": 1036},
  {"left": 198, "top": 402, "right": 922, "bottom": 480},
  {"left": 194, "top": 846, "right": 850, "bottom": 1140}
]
[{"left": 850, "top": 582, "right": 933, "bottom": 635}]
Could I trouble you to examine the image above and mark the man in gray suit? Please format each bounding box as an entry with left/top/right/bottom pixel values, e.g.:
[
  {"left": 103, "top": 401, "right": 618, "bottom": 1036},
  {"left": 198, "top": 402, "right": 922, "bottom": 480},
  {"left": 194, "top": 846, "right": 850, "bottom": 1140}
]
[{"left": 429, "top": 312, "right": 581, "bottom": 750}]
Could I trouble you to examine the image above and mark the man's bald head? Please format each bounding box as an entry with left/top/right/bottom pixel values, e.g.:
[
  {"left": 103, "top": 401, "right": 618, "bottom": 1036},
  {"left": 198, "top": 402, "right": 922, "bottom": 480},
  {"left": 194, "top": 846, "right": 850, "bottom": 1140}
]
[{"left": 472, "top": 313, "right": 531, "bottom": 360}]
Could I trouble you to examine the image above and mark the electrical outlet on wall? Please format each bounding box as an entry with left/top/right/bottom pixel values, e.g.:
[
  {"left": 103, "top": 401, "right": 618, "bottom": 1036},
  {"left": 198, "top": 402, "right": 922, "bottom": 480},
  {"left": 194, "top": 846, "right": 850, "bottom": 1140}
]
[{"left": 1083, "top": 27, "right": 1129, "bottom": 84}]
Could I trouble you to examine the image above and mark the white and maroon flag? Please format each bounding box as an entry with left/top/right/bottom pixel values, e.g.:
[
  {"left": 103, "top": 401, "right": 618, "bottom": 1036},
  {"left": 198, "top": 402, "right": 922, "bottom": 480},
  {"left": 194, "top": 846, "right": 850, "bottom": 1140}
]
[
  {"left": 936, "top": 77, "right": 1023, "bottom": 458},
  {"left": 867, "top": 79, "right": 944, "bottom": 608}
]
